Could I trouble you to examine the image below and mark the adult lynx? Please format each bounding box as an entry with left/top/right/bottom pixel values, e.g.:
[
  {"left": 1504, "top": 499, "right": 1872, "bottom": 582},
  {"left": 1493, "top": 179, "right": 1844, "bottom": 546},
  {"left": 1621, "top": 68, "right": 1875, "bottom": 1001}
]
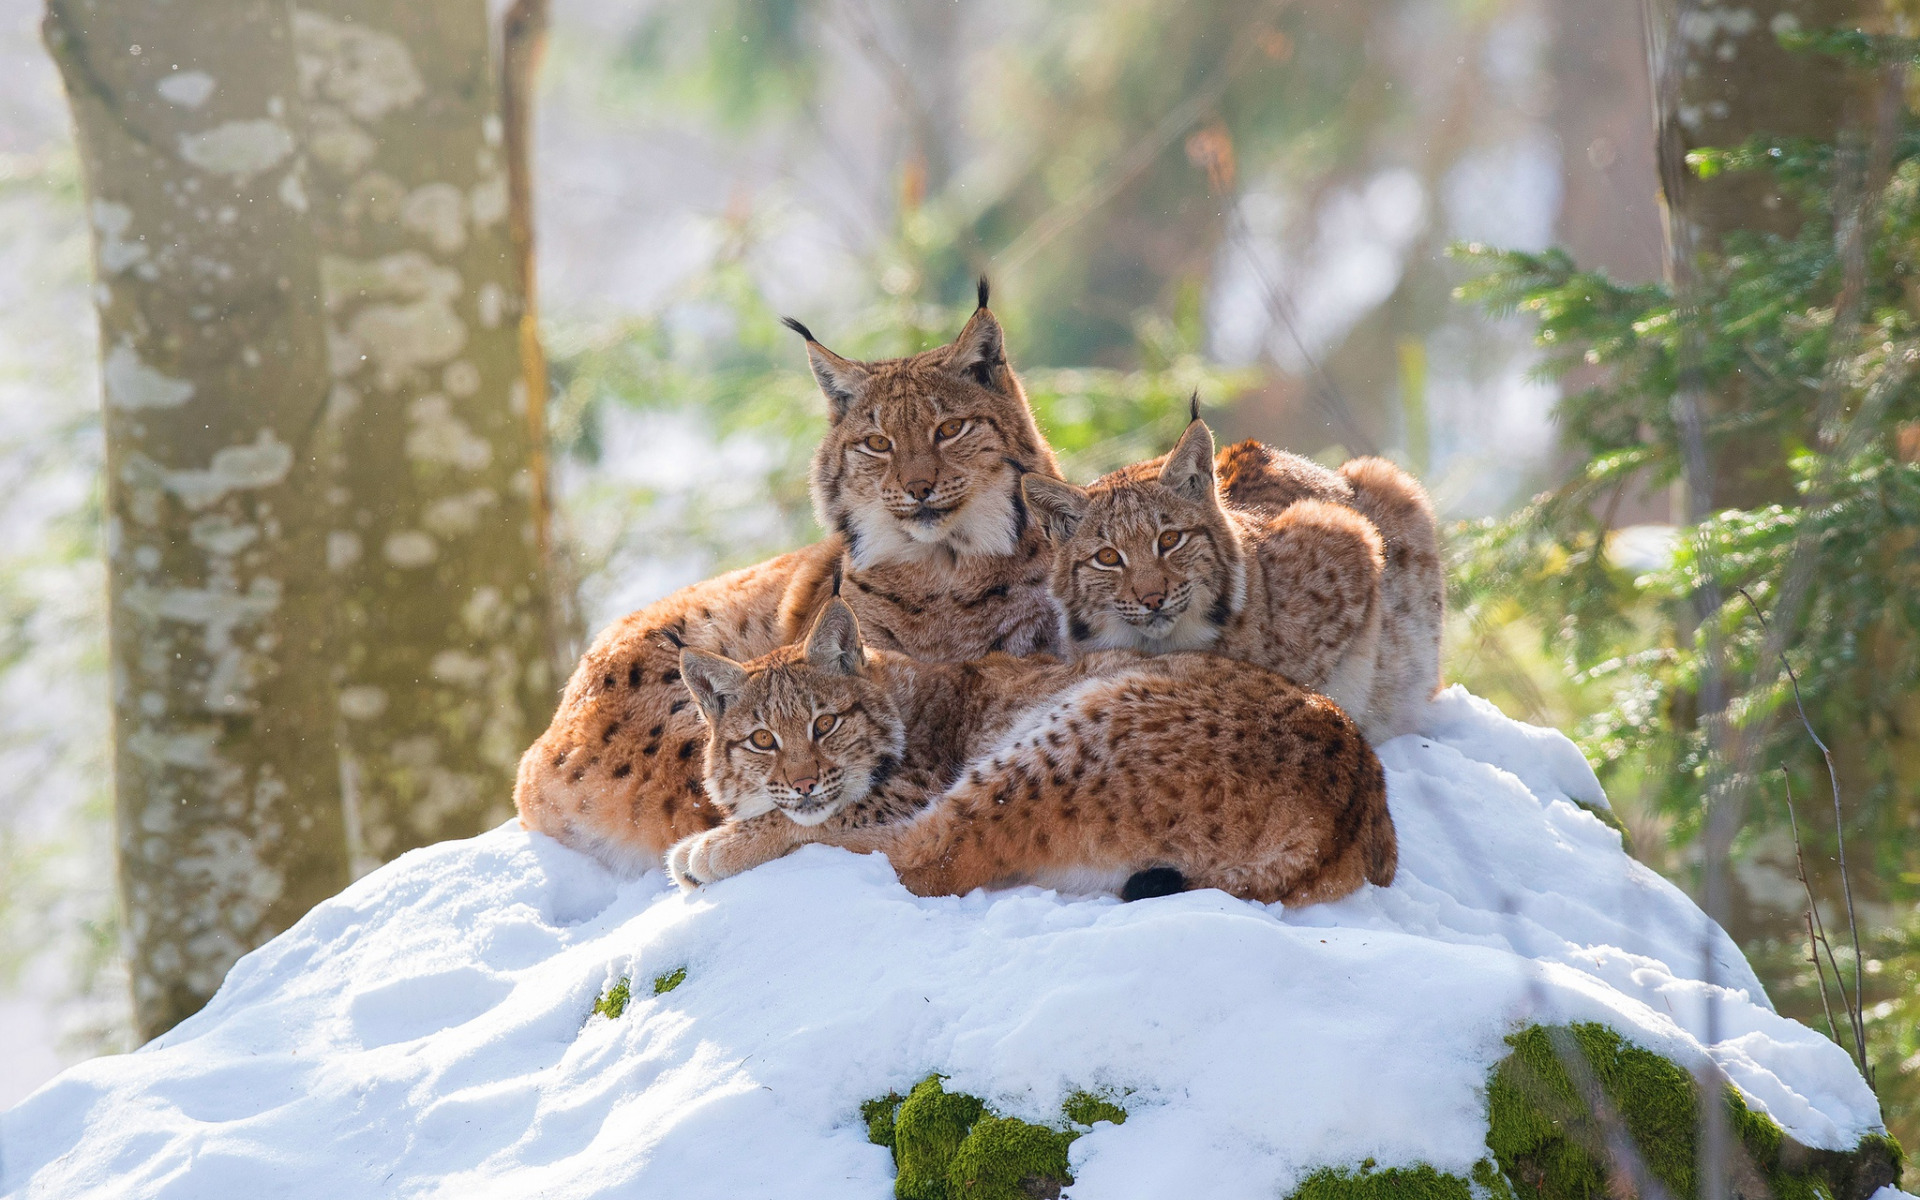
[
  {"left": 666, "top": 600, "right": 1397, "bottom": 905},
  {"left": 517, "top": 286, "right": 1071, "bottom": 870}
]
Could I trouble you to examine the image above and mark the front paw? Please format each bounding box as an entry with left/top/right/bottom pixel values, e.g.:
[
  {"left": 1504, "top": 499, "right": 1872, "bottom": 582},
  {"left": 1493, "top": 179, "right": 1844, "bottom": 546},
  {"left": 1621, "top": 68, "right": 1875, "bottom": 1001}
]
[{"left": 666, "top": 836, "right": 705, "bottom": 890}]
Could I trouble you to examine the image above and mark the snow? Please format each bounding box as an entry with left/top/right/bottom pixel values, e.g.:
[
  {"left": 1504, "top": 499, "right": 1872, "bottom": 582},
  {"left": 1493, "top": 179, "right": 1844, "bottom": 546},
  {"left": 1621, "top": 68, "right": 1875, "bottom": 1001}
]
[{"left": 0, "top": 686, "right": 1889, "bottom": 1199}]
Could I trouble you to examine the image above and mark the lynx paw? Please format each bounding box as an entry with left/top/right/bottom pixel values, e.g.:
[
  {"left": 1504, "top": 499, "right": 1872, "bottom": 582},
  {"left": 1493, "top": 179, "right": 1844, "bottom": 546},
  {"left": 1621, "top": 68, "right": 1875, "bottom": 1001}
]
[
  {"left": 666, "top": 835, "right": 707, "bottom": 890},
  {"left": 667, "top": 828, "right": 745, "bottom": 890}
]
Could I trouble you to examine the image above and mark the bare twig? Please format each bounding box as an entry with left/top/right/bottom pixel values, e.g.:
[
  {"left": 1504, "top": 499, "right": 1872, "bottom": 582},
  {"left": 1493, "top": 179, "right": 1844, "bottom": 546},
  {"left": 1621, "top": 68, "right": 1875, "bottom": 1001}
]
[
  {"left": 1784, "top": 772, "right": 1848, "bottom": 1052},
  {"left": 1736, "top": 587, "right": 1872, "bottom": 1086}
]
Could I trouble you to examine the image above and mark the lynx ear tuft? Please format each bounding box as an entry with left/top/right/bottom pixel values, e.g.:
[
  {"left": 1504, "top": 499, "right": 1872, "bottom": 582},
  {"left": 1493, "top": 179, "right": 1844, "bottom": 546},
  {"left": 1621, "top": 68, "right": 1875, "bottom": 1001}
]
[
  {"left": 1159, "top": 418, "right": 1218, "bottom": 503},
  {"left": 948, "top": 305, "right": 1008, "bottom": 392},
  {"left": 805, "top": 598, "right": 866, "bottom": 676},
  {"left": 976, "top": 275, "right": 990, "bottom": 311},
  {"left": 1023, "top": 474, "right": 1091, "bottom": 543},
  {"left": 788, "top": 327, "right": 870, "bottom": 423},
  {"left": 680, "top": 648, "right": 748, "bottom": 725}
]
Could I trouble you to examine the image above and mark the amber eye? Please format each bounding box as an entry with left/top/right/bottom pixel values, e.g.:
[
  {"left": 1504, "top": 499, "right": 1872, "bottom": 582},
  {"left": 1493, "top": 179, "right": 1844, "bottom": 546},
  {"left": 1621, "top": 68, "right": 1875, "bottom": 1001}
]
[
  {"left": 1093, "top": 547, "right": 1122, "bottom": 567},
  {"left": 813, "top": 713, "right": 839, "bottom": 738},
  {"left": 748, "top": 729, "right": 776, "bottom": 751},
  {"left": 934, "top": 418, "right": 967, "bottom": 441},
  {"left": 862, "top": 434, "right": 893, "bottom": 453},
  {"left": 1158, "top": 529, "right": 1185, "bottom": 552}
]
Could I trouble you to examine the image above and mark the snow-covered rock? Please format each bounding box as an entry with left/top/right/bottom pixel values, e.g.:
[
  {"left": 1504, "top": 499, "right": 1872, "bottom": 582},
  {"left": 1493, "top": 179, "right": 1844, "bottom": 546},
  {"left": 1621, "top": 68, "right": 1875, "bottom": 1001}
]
[{"left": 0, "top": 687, "right": 1892, "bottom": 1199}]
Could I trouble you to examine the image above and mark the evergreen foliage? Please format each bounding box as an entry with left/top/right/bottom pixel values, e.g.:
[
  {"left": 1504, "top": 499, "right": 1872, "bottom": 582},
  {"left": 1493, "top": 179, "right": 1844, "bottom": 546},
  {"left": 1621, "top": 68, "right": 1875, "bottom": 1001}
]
[{"left": 1451, "top": 35, "right": 1920, "bottom": 1137}]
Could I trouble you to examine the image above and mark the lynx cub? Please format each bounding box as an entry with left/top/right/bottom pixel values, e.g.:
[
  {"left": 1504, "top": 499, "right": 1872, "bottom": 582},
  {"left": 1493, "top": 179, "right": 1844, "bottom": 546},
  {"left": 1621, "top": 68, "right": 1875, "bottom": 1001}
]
[
  {"left": 1022, "top": 415, "right": 1442, "bottom": 741},
  {"left": 516, "top": 283, "right": 1068, "bottom": 872},
  {"left": 665, "top": 600, "right": 1397, "bottom": 905}
]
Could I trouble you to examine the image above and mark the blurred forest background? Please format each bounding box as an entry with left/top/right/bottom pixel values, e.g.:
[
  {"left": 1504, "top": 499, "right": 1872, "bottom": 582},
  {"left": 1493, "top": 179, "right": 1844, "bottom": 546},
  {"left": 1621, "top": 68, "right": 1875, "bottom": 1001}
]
[{"left": 4, "top": 0, "right": 1918, "bottom": 1150}]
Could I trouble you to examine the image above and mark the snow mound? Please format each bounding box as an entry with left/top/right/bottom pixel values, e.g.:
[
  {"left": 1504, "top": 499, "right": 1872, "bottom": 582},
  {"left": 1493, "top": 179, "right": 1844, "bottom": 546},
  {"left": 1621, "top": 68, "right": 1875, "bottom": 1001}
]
[{"left": 2, "top": 686, "right": 1889, "bottom": 1199}]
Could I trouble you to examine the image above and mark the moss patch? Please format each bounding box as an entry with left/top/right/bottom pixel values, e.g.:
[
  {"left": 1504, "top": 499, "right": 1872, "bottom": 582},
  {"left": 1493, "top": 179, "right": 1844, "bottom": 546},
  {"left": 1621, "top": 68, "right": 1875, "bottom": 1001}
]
[
  {"left": 1488, "top": 1022, "right": 1902, "bottom": 1200},
  {"left": 591, "top": 975, "right": 630, "bottom": 1020},
  {"left": 1290, "top": 1161, "right": 1475, "bottom": 1200},
  {"left": 651, "top": 967, "right": 687, "bottom": 995},
  {"left": 872, "top": 1025, "right": 1898, "bottom": 1200},
  {"left": 863, "top": 1075, "right": 1127, "bottom": 1200},
  {"left": 1571, "top": 799, "right": 1634, "bottom": 854}
]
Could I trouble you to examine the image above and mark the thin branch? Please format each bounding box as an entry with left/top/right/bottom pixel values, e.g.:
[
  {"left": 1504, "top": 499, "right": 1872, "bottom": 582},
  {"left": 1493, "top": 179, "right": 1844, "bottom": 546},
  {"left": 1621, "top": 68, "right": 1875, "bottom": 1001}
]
[
  {"left": 1784, "top": 772, "right": 1847, "bottom": 1051},
  {"left": 1737, "top": 587, "right": 1872, "bottom": 1087}
]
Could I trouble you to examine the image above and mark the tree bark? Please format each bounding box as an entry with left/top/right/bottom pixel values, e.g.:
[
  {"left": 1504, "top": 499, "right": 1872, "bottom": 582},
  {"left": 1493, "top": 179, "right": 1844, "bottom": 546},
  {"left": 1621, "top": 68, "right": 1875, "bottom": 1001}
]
[
  {"left": 45, "top": 0, "right": 351, "bottom": 1039},
  {"left": 293, "top": 0, "right": 558, "bottom": 869},
  {"left": 1648, "top": 0, "right": 1877, "bottom": 509}
]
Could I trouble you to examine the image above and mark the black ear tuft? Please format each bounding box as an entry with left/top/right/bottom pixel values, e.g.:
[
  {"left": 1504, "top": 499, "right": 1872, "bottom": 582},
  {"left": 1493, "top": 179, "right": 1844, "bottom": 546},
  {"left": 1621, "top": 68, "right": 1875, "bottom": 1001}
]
[
  {"left": 780, "top": 315, "right": 817, "bottom": 343},
  {"left": 976, "top": 276, "right": 990, "bottom": 310},
  {"left": 1189, "top": 390, "right": 1201, "bottom": 423},
  {"left": 829, "top": 559, "right": 844, "bottom": 597}
]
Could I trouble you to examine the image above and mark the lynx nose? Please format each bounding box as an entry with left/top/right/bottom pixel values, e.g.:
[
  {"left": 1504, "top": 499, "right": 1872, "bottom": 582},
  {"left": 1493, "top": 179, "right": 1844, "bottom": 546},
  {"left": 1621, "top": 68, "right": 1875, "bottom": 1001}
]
[
  {"left": 789, "top": 776, "right": 819, "bottom": 796},
  {"left": 902, "top": 478, "right": 935, "bottom": 502},
  {"left": 1137, "top": 590, "right": 1166, "bottom": 612}
]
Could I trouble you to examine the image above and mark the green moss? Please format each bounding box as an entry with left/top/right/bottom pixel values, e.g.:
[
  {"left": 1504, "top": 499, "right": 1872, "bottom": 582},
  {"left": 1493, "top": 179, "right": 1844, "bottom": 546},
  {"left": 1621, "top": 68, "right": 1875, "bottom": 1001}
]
[
  {"left": 864, "top": 1028, "right": 1899, "bottom": 1200},
  {"left": 862, "top": 1092, "right": 904, "bottom": 1150},
  {"left": 651, "top": 966, "right": 687, "bottom": 995},
  {"left": 591, "top": 975, "right": 631, "bottom": 1020},
  {"left": 1061, "top": 1090, "right": 1128, "bottom": 1128},
  {"left": 1289, "top": 1162, "right": 1474, "bottom": 1200},
  {"left": 1488, "top": 1022, "right": 1903, "bottom": 1200},
  {"left": 863, "top": 1076, "right": 1129, "bottom": 1200},
  {"left": 1571, "top": 799, "right": 1634, "bottom": 854},
  {"left": 944, "top": 1113, "right": 1076, "bottom": 1200},
  {"left": 892, "top": 1076, "right": 987, "bottom": 1200}
]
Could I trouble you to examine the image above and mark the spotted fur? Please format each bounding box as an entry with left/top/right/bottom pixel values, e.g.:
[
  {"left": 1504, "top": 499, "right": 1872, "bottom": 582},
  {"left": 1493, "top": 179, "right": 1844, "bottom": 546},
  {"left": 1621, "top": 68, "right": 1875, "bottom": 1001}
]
[
  {"left": 668, "top": 600, "right": 1396, "bottom": 906},
  {"left": 1024, "top": 421, "right": 1443, "bottom": 741},
  {"left": 515, "top": 292, "right": 1067, "bottom": 871}
]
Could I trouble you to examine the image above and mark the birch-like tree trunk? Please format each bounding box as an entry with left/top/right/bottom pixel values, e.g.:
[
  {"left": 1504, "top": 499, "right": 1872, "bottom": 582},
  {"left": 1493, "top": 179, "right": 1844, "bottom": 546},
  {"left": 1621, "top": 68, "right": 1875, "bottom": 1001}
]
[
  {"left": 46, "top": 0, "right": 351, "bottom": 1040},
  {"left": 293, "top": 1, "right": 557, "bottom": 869}
]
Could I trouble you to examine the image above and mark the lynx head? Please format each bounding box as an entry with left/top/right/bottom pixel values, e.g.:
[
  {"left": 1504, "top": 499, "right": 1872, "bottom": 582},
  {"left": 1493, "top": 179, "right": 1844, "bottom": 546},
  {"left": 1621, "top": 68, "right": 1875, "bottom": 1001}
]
[
  {"left": 678, "top": 599, "right": 905, "bottom": 826},
  {"left": 1023, "top": 416, "right": 1248, "bottom": 655},
  {"left": 790, "top": 279, "right": 1060, "bottom": 570}
]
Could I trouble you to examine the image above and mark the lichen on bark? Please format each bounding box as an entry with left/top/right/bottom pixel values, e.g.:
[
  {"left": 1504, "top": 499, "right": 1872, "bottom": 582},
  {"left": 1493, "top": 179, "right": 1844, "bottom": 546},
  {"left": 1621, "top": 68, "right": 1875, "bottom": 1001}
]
[
  {"left": 295, "top": 0, "right": 559, "bottom": 870},
  {"left": 47, "top": 0, "right": 352, "bottom": 1040}
]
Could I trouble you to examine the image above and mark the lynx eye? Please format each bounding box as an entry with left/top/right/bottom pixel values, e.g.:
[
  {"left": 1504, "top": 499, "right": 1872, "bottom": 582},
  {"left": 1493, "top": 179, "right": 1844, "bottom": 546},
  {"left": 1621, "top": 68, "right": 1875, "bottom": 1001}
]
[
  {"left": 748, "top": 729, "right": 777, "bottom": 751},
  {"left": 1093, "top": 547, "right": 1123, "bottom": 567},
  {"left": 861, "top": 434, "right": 893, "bottom": 454},
  {"left": 934, "top": 418, "right": 967, "bottom": 441},
  {"left": 1157, "top": 529, "right": 1186, "bottom": 553},
  {"left": 812, "top": 712, "right": 839, "bottom": 737}
]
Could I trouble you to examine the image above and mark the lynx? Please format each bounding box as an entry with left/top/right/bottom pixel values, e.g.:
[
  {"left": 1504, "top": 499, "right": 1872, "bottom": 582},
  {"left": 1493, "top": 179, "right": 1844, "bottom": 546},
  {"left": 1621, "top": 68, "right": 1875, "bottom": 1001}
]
[
  {"left": 516, "top": 283, "right": 1069, "bottom": 872},
  {"left": 1022, "top": 414, "right": 1442, "bottom": 741},
  {"left": 665, "top": 600, "right": 1397, "bottom": 905}
]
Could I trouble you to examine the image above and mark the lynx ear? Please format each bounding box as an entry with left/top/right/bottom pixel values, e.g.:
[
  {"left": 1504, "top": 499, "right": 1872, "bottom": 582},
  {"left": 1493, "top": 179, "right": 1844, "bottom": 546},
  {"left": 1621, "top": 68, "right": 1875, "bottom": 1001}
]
[
  {"left": 946, "top": 291, "right": 1009, "bottom": 392},
  {"left": 680, "top": 648, "right": 748, "bottom": 724},
  {"left": 1159, "top": 418, "right": 1218, "bottom": 503},
  {"left": 805, "top": 598, "right": 866, "bottom": 676},
  {"left": 782, "top": 316, "right": 869, "bottom": 422},
  {"left": 1022, "top": 474, "right": 1090, "bottom": 543}
]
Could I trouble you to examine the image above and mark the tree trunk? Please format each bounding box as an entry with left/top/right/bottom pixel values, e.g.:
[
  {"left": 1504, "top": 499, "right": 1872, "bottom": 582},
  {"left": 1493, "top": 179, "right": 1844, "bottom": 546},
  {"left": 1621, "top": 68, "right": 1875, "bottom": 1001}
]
[
  {"left": 293, "top": 0, "right": 558, "bottom": 870},
  {"left": 1648, "top": 0, "right": 1876, "bottom": 509},
  {"left": 46, "top": 0, "right": 351, "bottom": 1040}
]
